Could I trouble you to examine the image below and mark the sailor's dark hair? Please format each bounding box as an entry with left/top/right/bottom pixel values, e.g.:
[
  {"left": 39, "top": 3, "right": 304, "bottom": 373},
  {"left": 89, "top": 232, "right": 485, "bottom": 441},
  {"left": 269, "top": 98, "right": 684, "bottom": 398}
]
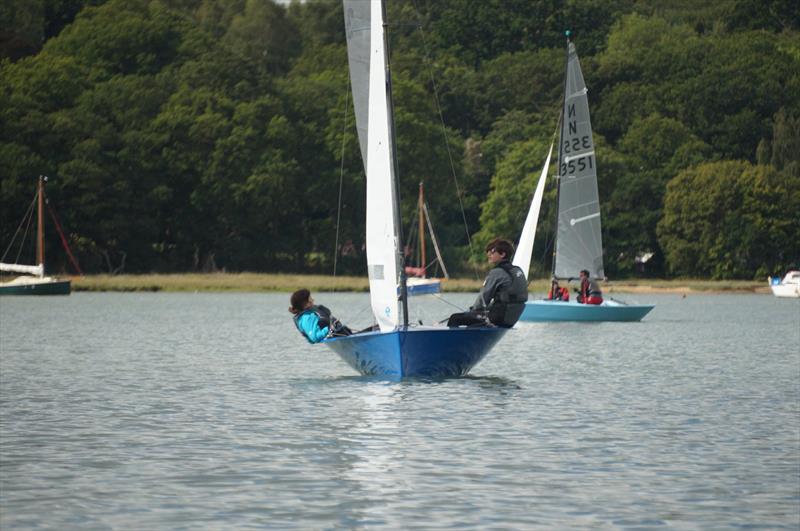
[
  {"left": 289, "top": 289, "right": 311, "bottom": 314},
  {"left": 485, "top": 238, "right": 514, "bottom": 258},
  {"left": 580, "top": 269, "right": 590, "bottom": 276}
]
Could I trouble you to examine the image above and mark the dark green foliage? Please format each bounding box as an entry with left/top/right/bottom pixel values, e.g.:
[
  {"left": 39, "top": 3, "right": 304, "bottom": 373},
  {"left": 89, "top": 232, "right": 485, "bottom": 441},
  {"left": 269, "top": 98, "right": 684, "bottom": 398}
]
[
  {"left": 658, "top": 161, "right": 800, "bottom": 279},
  {"left": 0, "top": 0, "right": 797, "bottom": 278}
]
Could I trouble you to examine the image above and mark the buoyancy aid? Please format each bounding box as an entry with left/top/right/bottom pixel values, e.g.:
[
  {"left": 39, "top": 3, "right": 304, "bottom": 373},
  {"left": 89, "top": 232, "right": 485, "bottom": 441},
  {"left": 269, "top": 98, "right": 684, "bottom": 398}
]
[
  {"left": 293, "top": 305, "right": 332, "bottom": 343},
  {"left": 548, "top": 285, "right": 570, "bottom": 301},
  {"left": 579, "top": 279, "right": 603, "bottom": 305},
  {"left": 487, "top": 262, "right": 529, "bottom": 327}
]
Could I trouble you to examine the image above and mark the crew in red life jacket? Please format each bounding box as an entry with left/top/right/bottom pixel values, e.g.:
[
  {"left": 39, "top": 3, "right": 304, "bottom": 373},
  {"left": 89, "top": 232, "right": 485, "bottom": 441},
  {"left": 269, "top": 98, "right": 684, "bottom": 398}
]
[
  {"left": 547, "top": 279, "right": 570, "bottom": 301},
  {"left": 577, "top": 269, "right": 603, "bottom": 305}
]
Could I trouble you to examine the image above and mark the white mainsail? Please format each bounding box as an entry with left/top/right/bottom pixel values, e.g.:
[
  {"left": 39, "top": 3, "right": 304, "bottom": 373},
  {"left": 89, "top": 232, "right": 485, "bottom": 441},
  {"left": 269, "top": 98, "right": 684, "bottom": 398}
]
[
  {"left": 366, "top": 2, "right": 401, "bottom": 330},
  {"left": 555, "top": 41, "right": 604, "bottom": 279},
  {"left": 0, "top": 262, "right": 44, "bottom": 277},
  {"left": 344, "top": 0, "right": 370, "bottom": 172},
  {"left": 513, "top": 142, "right": 554, "bottom": 279}
]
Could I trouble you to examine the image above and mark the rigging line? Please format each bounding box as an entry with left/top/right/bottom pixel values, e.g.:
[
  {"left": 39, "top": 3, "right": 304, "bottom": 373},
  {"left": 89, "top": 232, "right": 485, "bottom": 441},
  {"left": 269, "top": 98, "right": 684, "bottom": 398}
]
[
  {"left": 411, "top": 0, "right": 479, "bottom": 280},
  {"left": 1, "top": 194, "right": 37, "bottom": 263},
  {"left": 351, "top": 301, "right": 373, "bottom": 320},
  {"left": 422, "top": 202, "right": 449, "bottom": 278},
  {"left": 431, "top": 292, "right": 468, "bottom": 311},
  {"left": 47, "top": 201, "right": 83, "bottom": 276},
  {"left": 16, "top": 199, "right": 36, "bottom": 266},
  {"left": 333, "top": 75, "right": 351, "bottom": 285}
]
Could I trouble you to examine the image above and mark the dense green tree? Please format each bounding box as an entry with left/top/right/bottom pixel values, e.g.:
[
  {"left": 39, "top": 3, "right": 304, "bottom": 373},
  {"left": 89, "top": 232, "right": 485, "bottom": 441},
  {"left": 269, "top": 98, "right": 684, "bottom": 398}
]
[
  {"left": 473, "top": 135, "right": 555, "bottom": 271},
  {"left": 768, "top": 108, "right": 800, "bottom": 174},
  {"left": 1, "top": 0, "right": 798, "bottom": 278},
  {"left": 222, "top": 0, "right": 300, "bottom": 75},
  {"left": 604, "top": 114, "right": 713, "bottom": 276},
  {"left": 1, "top": 1, "right": 45, "bottom": 60},
  {"left": 658, "top": 161, "right": 800, "bottom": 278},
  {"left": 593, "top": 14, "right": 796, "bottom": 160}
]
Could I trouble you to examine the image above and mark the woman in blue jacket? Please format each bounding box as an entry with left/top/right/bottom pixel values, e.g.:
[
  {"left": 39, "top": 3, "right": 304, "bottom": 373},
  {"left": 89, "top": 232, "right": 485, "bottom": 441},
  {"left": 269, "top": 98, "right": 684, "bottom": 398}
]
[{"left": 289, "top": 289, "right": 352, "bottom": 343}]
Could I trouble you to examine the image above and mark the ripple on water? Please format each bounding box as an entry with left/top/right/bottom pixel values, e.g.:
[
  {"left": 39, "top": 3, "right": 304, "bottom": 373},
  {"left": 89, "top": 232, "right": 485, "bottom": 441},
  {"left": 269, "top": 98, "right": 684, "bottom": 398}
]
[{"left": 1, "top": 292, "right": 798, "bottom": 529}]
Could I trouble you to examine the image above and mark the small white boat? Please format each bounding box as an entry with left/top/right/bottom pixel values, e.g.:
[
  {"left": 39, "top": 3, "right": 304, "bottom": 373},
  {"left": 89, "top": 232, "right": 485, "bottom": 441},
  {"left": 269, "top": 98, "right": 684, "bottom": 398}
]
[{"left": 769, "top": 271, "right": 800, "bottom": 298}]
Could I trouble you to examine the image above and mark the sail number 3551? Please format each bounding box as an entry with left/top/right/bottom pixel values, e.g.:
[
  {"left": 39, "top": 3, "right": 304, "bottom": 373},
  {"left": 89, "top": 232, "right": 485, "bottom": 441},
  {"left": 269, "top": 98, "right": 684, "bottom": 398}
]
[{"left": 561, "top": 155, "right": 594, "bottom": 176}]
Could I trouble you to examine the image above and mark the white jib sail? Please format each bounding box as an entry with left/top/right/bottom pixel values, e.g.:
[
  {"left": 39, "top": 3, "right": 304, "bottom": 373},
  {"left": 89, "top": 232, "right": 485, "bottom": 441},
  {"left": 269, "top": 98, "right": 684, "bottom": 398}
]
[
  {"left": 366, "top": 0, "right": 400, "bottom": 331},
  {"left": 513, "top": 141, "right": 554, "bottom": 279}
]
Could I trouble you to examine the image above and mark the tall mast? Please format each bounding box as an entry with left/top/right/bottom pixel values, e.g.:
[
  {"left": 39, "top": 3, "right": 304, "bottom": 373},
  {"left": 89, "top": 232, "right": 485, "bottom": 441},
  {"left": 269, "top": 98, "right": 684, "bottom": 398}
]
[
  {"left": 36, "top": 175, "right": 45, "bottom": 274},
  {"left": 551, "top": 31, "right": 571, "bottom": 279},
  {"left": 418, "top": 182, "right": 426, "bottom": 276},
  {"left": 381, "top": 0, "right": 409, "bottom": 327}
]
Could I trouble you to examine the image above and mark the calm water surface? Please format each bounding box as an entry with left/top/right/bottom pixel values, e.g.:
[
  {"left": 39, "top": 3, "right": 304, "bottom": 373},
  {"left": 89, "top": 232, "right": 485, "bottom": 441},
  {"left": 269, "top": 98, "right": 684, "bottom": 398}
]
[{"left": 1, "top": 291, "right": 798, "bottom": 529}]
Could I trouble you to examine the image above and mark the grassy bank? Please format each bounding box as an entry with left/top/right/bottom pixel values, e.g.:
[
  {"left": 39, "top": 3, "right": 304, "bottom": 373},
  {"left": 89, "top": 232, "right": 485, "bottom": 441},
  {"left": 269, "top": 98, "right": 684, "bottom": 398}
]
[{"left": 70, "top": 273, "right": 770, "bottom": 294}]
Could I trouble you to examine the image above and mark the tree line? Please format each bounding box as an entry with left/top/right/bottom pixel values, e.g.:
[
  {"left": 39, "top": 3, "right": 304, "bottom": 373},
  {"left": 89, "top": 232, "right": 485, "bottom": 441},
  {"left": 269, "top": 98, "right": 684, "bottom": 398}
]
[{"left": 1, "top": 0, "right": 798, "bottom": 279}]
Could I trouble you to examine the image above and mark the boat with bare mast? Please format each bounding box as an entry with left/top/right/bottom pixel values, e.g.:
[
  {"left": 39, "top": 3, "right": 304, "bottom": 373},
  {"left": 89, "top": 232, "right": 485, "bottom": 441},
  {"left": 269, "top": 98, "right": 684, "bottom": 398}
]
[
  {"left": 405, "top": 182, "right": 448, "bottom": 295},
  {"left": 1, "top": 176, "right": 73, "bottom": 295}
]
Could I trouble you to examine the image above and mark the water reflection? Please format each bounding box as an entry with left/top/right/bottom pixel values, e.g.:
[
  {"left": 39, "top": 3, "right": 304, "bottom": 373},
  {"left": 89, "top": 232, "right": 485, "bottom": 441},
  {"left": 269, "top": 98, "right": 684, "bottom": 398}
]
[{"left": 339, "top": 382, "right": 408, "bottom": 527}]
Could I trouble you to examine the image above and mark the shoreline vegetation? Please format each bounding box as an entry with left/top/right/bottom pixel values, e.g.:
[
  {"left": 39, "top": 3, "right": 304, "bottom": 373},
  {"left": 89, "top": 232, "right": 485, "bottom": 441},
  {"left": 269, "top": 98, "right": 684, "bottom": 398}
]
[{"left": 65, "top": 273, "right": 771, "bottom": 294}]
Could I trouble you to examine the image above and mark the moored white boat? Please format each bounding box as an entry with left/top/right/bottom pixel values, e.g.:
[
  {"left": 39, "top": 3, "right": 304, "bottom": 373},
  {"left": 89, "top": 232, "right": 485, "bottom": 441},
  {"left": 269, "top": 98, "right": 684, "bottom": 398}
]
[
  {"left": 0, "top": 176, "right": 73, "bottom": 296},
  {"left": 769, "top": 271, "right": 800, "bottom": 298}
]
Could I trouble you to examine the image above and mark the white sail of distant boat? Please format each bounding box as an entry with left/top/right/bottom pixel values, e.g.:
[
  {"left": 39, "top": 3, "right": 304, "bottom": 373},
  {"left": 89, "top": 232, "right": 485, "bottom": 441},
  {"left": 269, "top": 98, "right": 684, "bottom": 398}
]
[
  {"left": 555, "top": 40, "right": 604, "bottom": 280},
  {"left": 513, "top": 142, "right": 553, "bottom": 279},
  {"left": 515, "top": 35, "right": 654, "bottom": 322}
]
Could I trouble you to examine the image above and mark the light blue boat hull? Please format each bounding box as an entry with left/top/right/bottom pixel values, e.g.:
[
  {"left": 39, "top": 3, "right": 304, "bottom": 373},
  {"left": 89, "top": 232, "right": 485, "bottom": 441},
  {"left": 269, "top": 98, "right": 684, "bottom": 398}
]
[
  {"left": 519, "top": 299, "right": 654, "bottom": 322},
  {"left": 324, "top": 327, "right": 508, "bottom": 378}
]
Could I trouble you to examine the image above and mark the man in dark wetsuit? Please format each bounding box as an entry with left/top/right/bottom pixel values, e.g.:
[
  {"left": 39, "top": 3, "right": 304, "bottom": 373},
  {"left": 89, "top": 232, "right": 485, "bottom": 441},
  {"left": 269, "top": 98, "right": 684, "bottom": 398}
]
[{"left": 447, "top": 238, "right": 528, "bottom": 328}]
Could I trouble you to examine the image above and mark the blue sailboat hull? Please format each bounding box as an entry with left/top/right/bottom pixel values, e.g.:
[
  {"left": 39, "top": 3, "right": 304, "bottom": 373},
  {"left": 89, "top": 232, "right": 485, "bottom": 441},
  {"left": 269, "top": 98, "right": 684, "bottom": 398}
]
[
  {"left": 324, "top": 327, "right": 508, "bottom": 378},
  {"left": 519, "top": 299, "right": 654, "bottom": 322}
]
